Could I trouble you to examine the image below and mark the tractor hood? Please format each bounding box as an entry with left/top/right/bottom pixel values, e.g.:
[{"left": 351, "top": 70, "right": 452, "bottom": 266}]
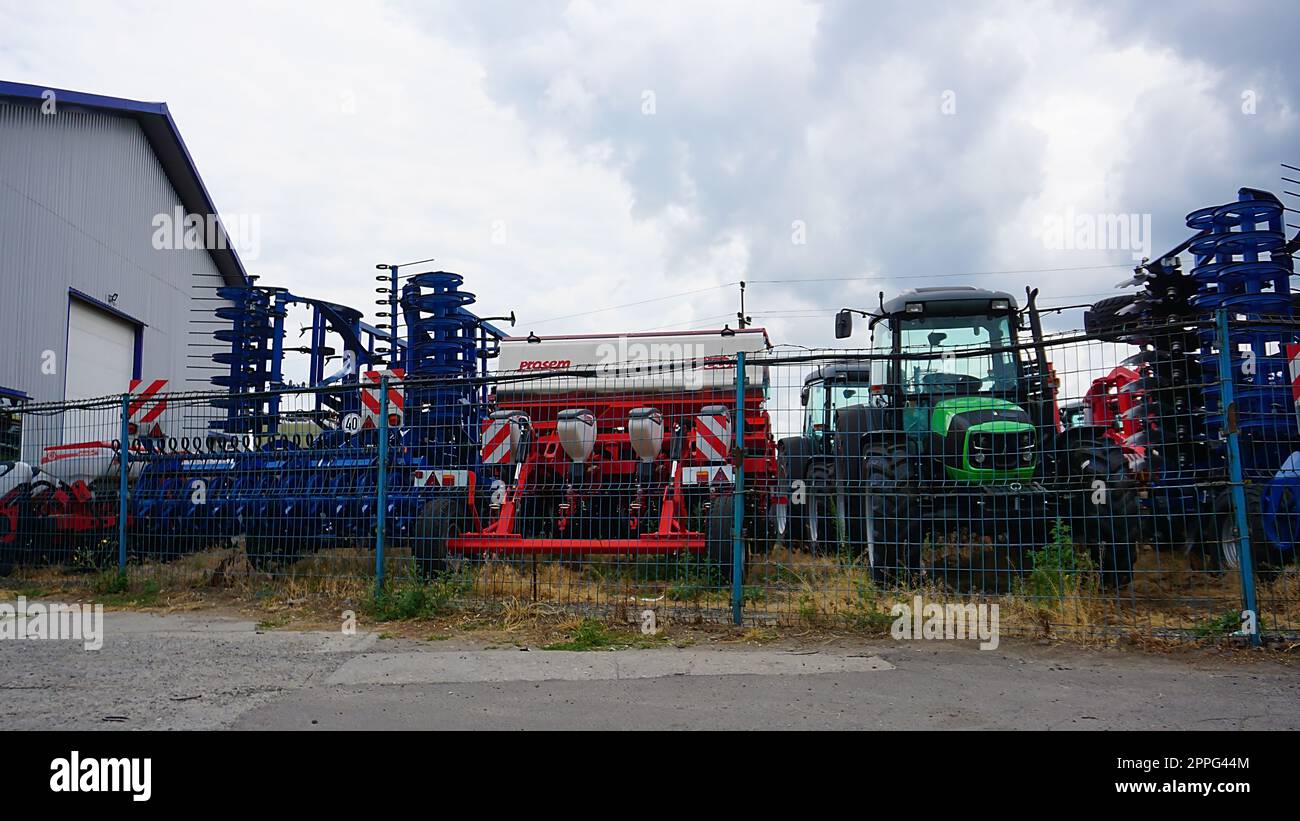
[
  {"left": 929, "top": 396, "right": 1036, "bottom": 482},
  {"left": 930, "top": 396, "right": 1031, "bottom": 436}
]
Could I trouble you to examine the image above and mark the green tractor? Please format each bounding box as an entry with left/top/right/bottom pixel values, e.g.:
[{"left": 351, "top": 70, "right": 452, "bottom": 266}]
[{"left": 775, "top": 286, "right": 1140, "bottom": 590}]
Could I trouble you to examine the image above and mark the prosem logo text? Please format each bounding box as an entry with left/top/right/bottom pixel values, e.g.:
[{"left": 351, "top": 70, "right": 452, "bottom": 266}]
[
  {"left": 890, "top": 595, "right": 999, "bottom": 650},
  {"left": 50, "top": 752, "right": 151, "bottom": 802},
  {"left": 0, "top": 596, "right": 103, "bottom": 651}
]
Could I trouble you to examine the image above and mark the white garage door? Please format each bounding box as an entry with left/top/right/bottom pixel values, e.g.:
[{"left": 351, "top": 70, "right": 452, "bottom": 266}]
[{"left": 63, "top": 299, "right": 137, "bottom": 445}]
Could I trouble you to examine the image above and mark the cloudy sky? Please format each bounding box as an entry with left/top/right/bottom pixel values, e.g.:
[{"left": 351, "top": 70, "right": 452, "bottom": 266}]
[{"left": 2, "top": 0, "right": 1296, "bottom": 347}]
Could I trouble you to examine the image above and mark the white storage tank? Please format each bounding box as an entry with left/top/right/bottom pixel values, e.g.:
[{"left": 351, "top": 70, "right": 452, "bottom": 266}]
[
  {"left": 627, "top": 407, "right": 664, "bottom": 462},
  {"left": 556, "top": 408, "right": 597, "bottom": 463}
]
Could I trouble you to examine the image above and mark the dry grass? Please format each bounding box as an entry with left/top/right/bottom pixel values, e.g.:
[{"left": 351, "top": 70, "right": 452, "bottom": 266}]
[{"left": 4, "top": 536, "right": 1298, "bottom": 649}]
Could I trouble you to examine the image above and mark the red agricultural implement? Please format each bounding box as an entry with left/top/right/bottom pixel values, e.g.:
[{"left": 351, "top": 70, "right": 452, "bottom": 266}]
[{"left": 412, "top": 329, "right": 778, "bottom": 580}]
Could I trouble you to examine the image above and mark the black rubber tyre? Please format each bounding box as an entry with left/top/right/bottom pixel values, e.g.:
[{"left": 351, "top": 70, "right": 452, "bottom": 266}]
[
  {"left": 706, "top": 494, "right": 739, "bottom": 582},
  {"left": 1084, "top": 294, "right": 1141, "bottom": 343},
  {"left": 776, "top": 437, "right": 814, "bottom": 549},
  {"left": 245, "top": 520, "right": 303, "bottom": 573},
  {"left": 804, "top": 487, "right": 834, "bottom": 555},
  {"left": 1049, "top": 430, "right": 1142, "bottom": 589},
  {"left": 747, "top": 498, "right": 775, "bottom": 555},
  {"left": 412, "top": 496, "right": 460, "bottom": 580},
  {"left": 0, "top": 521, "right": 14, "bottom": 576},
  {"left": 1211, "top": 486, "right": 1285, "bottom": 579},
  {"left": 853, "top": 443, "right": 919, "bottom": 585}
]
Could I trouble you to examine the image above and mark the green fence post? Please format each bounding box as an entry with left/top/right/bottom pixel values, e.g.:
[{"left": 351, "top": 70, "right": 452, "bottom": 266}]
[
  {"left": 118, "top": 393, "right": 129, "bottom": 572},
  {"left": 375, "top": 377, "right": 389, "bottom": 598},
  {"left": 732, "top": 351, "right": 746, "bottom": 626},
  {"left": 1216, "top": 309, "right": 1262, "bottom": 647}
]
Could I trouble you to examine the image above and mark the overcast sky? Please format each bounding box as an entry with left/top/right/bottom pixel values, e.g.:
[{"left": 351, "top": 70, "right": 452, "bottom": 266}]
[{"left": 2, "top": 0, "right": 1296, "bottom": 348}]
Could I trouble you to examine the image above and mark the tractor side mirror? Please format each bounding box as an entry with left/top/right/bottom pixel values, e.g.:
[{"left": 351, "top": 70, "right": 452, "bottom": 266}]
[{"left": 834, "top": 310, "right": 853, "bottom": 339}]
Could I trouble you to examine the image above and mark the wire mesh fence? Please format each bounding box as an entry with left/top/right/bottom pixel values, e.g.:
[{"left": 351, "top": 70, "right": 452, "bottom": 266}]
[{"left": 2, "top": 312, "right": 1298, "bottom": 642}]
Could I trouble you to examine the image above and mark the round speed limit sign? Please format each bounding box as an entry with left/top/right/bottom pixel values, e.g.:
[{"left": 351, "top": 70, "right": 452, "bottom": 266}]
[{"left": 341, "top": 413, "right": 363, "bottom": 434}]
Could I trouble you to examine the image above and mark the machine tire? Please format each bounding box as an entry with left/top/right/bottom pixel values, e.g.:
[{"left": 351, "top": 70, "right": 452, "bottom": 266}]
[
  {"left": 412, "top": 497, "right": 459, "bottom": 580},
  {"left": 1051, "top": 429, "right": 1141, "bottom": 590},
  {"left": 706, "top": 494, "right": 740, "bottom": 582},
  {"left": 804, "top": 465, "right": 834, "bottom": 554},
  {"left": 245, "top": 521, "right": 303, "bottom": 573},
  {"left": 776, "top": 437, "right": 814, "bottom": 549},
  {"left": 1211, "top": 486, "right": 1285, "bottom": 579},
  {"left": 1084, "top": 294, "right": 1141, "bottom": 343},
  {"left": 854, "top": 444, "right": 919, "bottom": 585},
  {"left": 0, "top": 519, "right": 14, "bottom": 577}
]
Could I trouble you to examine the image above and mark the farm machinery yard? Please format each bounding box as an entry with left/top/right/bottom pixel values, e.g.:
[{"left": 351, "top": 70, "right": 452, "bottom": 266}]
[{"left": 2, "top": 188, "right": 1299, "bottom": 639}]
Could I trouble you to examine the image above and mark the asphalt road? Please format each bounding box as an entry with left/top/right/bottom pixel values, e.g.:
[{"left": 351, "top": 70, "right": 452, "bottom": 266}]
[{"left": 1, "top": 606, "right": 1296, "bottom": 730}]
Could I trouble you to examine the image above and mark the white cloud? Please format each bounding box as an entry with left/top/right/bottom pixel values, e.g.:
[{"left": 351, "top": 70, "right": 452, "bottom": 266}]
[{"left": 1, "top": 0, "right": 1295, "bottom": 352}]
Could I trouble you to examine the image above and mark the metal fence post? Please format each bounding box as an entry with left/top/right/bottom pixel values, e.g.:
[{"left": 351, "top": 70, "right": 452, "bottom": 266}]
[
  {"left": 118, "top": 393, "right": 129, "bottom": 572},
  {"left": 732, "top": 351, "right": 746, "bottom": 626},
  {"left": 375, "top": 376, "right": 389, "bottom": 597},
  {"left": 1216, "top": 309, "right": 1262, "bottom": 646}
]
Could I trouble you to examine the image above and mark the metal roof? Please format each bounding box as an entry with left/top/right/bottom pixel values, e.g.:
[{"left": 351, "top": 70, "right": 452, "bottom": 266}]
[
  {"left": 882, "top": 286, "right": 1018, "bottom": 315},
  {"left": 0, "top": 80, "right": 249, "bottom": 286}
]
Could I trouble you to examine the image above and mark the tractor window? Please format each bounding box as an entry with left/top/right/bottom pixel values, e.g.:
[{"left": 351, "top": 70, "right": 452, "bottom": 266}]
[
  {"left": 804, "top": 382, "right": 871, "bottom": 436},
  {"left": 898, "top": 314, "right": 1017, "bottom": 395}
]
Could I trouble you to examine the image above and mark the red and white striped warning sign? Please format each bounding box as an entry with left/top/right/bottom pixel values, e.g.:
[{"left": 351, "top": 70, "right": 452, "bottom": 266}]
[
  {"left": 695, "top": 408, "right": 731, "bottom": 462},
  {"left": 360, "top": 369, "right": 405, "bottom": 429},
  {"left": 128, "top": 378, "right": 168, "bottom": 438},
  {"left": 481, "top": 415, "right": 522, "bottom": 465}
]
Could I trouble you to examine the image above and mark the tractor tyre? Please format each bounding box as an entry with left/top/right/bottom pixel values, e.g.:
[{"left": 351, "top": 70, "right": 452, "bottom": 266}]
[
  {"left": 856, "top": 444, "right": 919, "bottom": 585},
  {"left": 1211, "top": 486, "right": 1286, "bottom": 580},
  {"left": 245, "top": 522, "right": 303, "bottom": 573},
  {"left": 412, "top": 497, "right": 461, "bottom": 580},
  {"left": 706, "top": 494, "right": 740, "bottom": 583},
  {"left": 803, "top": 465, "right": 834, "bottom": 555},
  {"left": 1084, "top": 294, "right": 1141, "bottom": 343},
  {"left": 0, "top": 519, "right": 13, "bottom": 577},
  {"left": 1051, "top": 430, "right": 1141, "bottom": 590},
  {"left": 776, "top": 437, "right": 814, "bottom": 549}
]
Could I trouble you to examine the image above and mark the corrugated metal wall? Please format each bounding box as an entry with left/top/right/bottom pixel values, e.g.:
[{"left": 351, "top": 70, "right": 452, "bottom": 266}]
[{"left": 0, "top": 99, "right": 232, "bottom": 410}]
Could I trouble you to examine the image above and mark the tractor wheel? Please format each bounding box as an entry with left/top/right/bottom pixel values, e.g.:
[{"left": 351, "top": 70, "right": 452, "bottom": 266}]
[
  {"left": 706, "top": 494, "right": 740, "bottom": 582},
  {"left": 771, "top": 496, "right": 796, "bottom": 549},
  {"left": 245, "top": 523, "right": 302, "bottom": 573},
  {"left": 775, "top": 437, "right": 812, "bottom": 550},
  {"left": 747, "top": 498, "right": 775, "bottom": 555},
  {"left": 412, "top": 497, "right": 461, "bottom": 580},
  {"left": 1051, "top": 431, "right": 1142, "bottom": 590},
  {"left": 25, "top": 480, "right": 67, "bottom": 567},
  {"left": 0, "top": 519, "right": 14, "bottom": 577},
  {"left": 803, "top": 465, "right": 834, "bottom": 555},
  {"left": 1084, "top": 294, "right": 1141, "bottom": 343},
  {"left": 854, "top": 444, "right": 919, "bottom": 585},
  {"left": 804, "top": 489, "right": 833, "bottom": 555},
  {"left": 1211, "top": 486, "right": 1285, "bottom": 579}
]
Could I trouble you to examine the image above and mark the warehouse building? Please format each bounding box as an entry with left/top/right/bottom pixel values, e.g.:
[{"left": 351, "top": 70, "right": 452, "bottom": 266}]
[{"left": 0, "top": 80, "right": 248, "bottom": 454}]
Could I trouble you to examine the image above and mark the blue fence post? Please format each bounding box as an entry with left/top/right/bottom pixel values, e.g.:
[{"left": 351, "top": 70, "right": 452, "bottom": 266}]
[
  {"left": 375, "top": 376, "right": 389, "bottom": 597},
  {"left": 1216, "top": 309, "right": 1262, "bottom": 647},
  {"left": 118, "top": 393, "right": 129, "bottom": 573},
  {"left": 731, "top": 351, "right": 746, "bottom": 626}
]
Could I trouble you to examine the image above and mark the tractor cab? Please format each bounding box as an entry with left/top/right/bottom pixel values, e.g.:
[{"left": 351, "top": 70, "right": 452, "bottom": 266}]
[
  {"left": 837, "top": 287, "right": 1036, "bottom": 482},
  {"left": 800, "top": 363, "right": 873, "bottom": 445}
]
